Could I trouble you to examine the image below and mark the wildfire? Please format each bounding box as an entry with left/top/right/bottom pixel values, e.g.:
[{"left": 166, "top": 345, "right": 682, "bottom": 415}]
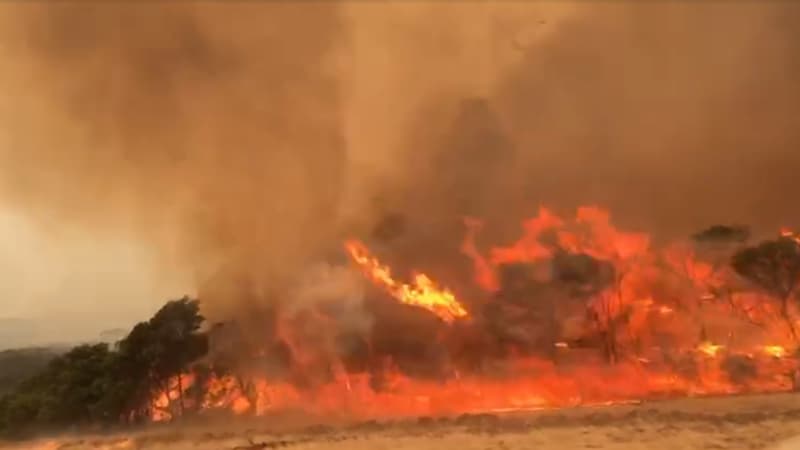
[
  {"left": 344, "top": 239, "right": 469, "bottom": 323},
  {"left": 142, "top": 206, "right": 800, "bottom": 423}
]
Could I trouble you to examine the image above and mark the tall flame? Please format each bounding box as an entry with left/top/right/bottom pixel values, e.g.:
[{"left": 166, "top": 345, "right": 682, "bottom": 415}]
[
  {"left": 142, "top": 207, "right": 800, "bottom": 422},
  {"left": 344, "top": 239, "right": 468, "bottom": 323}
]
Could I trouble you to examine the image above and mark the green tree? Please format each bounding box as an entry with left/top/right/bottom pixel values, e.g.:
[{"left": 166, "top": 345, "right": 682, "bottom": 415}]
[
  {"left": 0, "top": 344, "right": 131, "bottom": 436},
  {"left": 117, "top": 297, "right": 207, "bottom": 419},
  {"left": 0, "top": 296, "right": 209, "bottom": 436},
  {"left": 115, "top": 321, "right": 159, "bottom": 421},
  {"left": 0, "top": 347, "right": 62, "bottom": 396},
  {"left": 147, "top": 297, "right": 208, "bottom": 416}
]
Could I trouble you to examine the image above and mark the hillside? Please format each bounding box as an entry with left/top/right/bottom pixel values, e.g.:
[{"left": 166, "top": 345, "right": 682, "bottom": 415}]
[{"left": 0, "top": 347, "right": 63, "bottom": 395}]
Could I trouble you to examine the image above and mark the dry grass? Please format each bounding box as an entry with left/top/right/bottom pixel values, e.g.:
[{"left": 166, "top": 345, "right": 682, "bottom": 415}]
[{"left": 5, "top": 393, "right": 800, "bottom": 450}]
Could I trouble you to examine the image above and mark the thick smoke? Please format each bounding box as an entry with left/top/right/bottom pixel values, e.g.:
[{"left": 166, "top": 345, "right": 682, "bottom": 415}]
[
  {"left": 0, "top": 3, "right": 349, "bottom": 321},
  {"left": 491, "top": 3, "right": 800, "bottom": 238},
  {"left": 376, "top": 2, "right": 800, "bottom": 239},
  {"left": 0, "top": 2, "right": 799, "bottom": 333}
]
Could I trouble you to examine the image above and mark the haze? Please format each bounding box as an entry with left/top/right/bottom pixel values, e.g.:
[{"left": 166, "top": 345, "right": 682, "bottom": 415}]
[{"left": 0, "top": 211, "right": 191, "bottom": 349}]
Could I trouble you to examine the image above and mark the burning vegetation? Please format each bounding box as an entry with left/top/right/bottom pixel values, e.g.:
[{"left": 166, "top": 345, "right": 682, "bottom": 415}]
[
  {"left": 4, "top": 205, "right": 800, "bottom": 437},
  {"left": 0, "top": 2, "right": 799, "bottom": 445},
  {"left": 344, "top": 239, "right": 468, "bottom": 323},
  {"left": 120, "top": 206, "right": 800, "bottom": 424}
]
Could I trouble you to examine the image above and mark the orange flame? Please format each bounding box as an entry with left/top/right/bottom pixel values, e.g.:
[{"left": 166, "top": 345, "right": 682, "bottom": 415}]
[
  {"left": 142, "top": 207, "right": 800, "bottom": 422},
  {"left": 697, "top": 342, "right": 724, "bottom": 357},
  {"left": 781, "top": 227, "right": 800, "bottom": 245},
  {"left": 344, "top": 239, "right": 469, "bottom": 323},
  {"left": 764, "top": 345, "right": 787, "bottom": 358}
]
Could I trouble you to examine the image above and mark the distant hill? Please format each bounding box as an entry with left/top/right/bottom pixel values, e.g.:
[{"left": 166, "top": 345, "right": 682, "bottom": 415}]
[
  {"left": 0, "top": 318, "right": 121, "bottom": 350},
  {"left": 0, "top": 326, "right": 128, "bottom": 396},
  {"left": 0, "top": 318, "right": 39, "bottom": 350},
  {"left": 99, "top": 328, "right": 128, "bottom": 343},
  {"left": 0, "top": 346, "right": 65, "bottom": 395}
]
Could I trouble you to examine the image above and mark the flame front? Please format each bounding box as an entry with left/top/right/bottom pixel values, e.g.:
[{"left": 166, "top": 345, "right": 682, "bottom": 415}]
[
  {"left": 142, "top": 206, "right": 800, "bottom": 422},
  {"left": 344, "top": 239, "right": 468, "bottom": 323}
]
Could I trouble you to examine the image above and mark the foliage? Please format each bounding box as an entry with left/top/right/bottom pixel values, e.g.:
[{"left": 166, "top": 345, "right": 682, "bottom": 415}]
[
  {"left": 692, "top": 225, "right": 750, "bottom": 244},
  {"left": 551, "top": 251, "right": 615, "bottom": 297},
  {"left": 732, "top": 237, "right": 800, "bottom": 339},
  {"left": 116, "top": 297, "right": 208, "bottom": 419},
  {"left": 0, "top": 347, "right": 63, "bottom": 396},
  {"left": 0, "top": 297, "right": 207, "bottom": 438},
  {"left": 732, "top": 237, "right": 800, "bottom": 300},
  {"left": 147, "top": 297, "right": 208, "bottom": 386},
  {"left": 4, "top": 344, "right": 128, "bottom": 428}
]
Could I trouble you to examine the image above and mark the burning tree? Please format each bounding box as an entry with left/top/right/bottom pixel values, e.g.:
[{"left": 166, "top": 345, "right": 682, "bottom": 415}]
[
  {"left": 120, "top": 297, "right": 208, "bottom": 421},
  {"left": 732, "top": 236, "right": 800, "bottom": 342},
  {"left": 661, "top": 225, "right": 754, "bottom": 340},
  {"left": 461, "top": 207, "right": 653, "bottom": 365},
  {"left": 489, "top": 250, "right": 631, "bottom": 365},
  {"left": 125, "top": 209, "right": 800, "bottom": 419},
  {"left": 560, "top": 208, "right": 650, "bottom": 365},
  {"left": 205, "top": 320, "right": 289, "bottom": 415},
  {"left": 144, "top": 297, "right": 208, "bottom": 418}
]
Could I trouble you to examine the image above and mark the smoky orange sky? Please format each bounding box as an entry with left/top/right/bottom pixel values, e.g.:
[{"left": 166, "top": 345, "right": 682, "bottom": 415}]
[{"left": 0, "top": 2, "right": 798, "bottom": 347}]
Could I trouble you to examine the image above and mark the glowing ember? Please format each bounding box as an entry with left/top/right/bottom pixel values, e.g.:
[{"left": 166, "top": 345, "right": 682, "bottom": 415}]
[
  {"left": 764, "top": 345, "right": 787, "bottom": 358},
  {"left": 344, "top": 239, "right": 469, "bottom": 323},
  {"left": 697, "top": 342, "right": 724, "bottom": 357},
  {"left": 781, "top": 228, "right": 800, "bottom": 245}
]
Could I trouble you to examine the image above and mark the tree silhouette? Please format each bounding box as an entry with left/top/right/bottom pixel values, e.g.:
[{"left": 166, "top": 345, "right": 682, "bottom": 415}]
[
  {"left": 682, "top": 225, "right": 757, "bottom": 334},
  {"left": 732, "top": 237, "right": 800, "bottom": 341},
  {"left": 118, "top": 297, "right": 207, "bottom": 419},
  {"left": 692, "top": 225, "right": 750, "bottom": 245},
  {"left": 0, "top": 344, "right": 131, "bottom": 436}
]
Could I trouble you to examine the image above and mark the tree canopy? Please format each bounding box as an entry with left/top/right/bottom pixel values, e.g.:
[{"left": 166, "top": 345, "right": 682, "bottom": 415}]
[
  {"left": 732, "top": 237, "right": 800, "bottom": 301},
  {"left": 731, "top": 237, "right": 800, "bottom": 340},
  {"left": 0, "top": 297, "right": 207, "bottom": 438},
  {"left": 0, "top": 347, "right": 63, "bottom": 396},
  {"left": 692, "top": 225, "right": 750, "bottom": 244}
]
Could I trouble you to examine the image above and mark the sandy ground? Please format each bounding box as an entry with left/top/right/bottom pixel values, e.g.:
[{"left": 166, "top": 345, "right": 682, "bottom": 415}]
[{"left": 5, "top": 393, "right": 800, "bottom": 450}]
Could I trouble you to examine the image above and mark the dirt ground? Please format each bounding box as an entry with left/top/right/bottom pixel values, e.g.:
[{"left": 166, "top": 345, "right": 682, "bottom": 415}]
[{"left": 5, "top": 393, "right": 800, "bottom": 450}]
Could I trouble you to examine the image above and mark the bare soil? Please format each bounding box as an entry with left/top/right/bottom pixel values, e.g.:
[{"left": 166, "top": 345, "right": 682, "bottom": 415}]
[{"left": 5, "top": 393, "right": 800, "bottom": 450}]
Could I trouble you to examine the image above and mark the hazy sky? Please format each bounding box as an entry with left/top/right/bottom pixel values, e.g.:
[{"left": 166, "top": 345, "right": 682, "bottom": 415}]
[{"left": 0, "top": 211, "right": 191, "bottom": 348}]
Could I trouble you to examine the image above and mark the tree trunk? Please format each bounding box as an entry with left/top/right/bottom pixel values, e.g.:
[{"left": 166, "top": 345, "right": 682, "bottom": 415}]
[
  {"left": 781, "top": 296, "right": 798, "bottom": 342},
  {"left": 237, "top": 375, "right": 257, "bottom": 415},
  {"left": 605, "top": 328, "right": 618, "bottom": 364},
  {"left": 177, "top": 374, "right": 185, "bottom": 417}
]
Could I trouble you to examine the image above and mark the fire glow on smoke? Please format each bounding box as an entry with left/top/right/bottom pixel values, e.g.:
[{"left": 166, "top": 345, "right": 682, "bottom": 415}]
[{"left": 148, "top": 206, "right": 800, "bottom": 422}]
